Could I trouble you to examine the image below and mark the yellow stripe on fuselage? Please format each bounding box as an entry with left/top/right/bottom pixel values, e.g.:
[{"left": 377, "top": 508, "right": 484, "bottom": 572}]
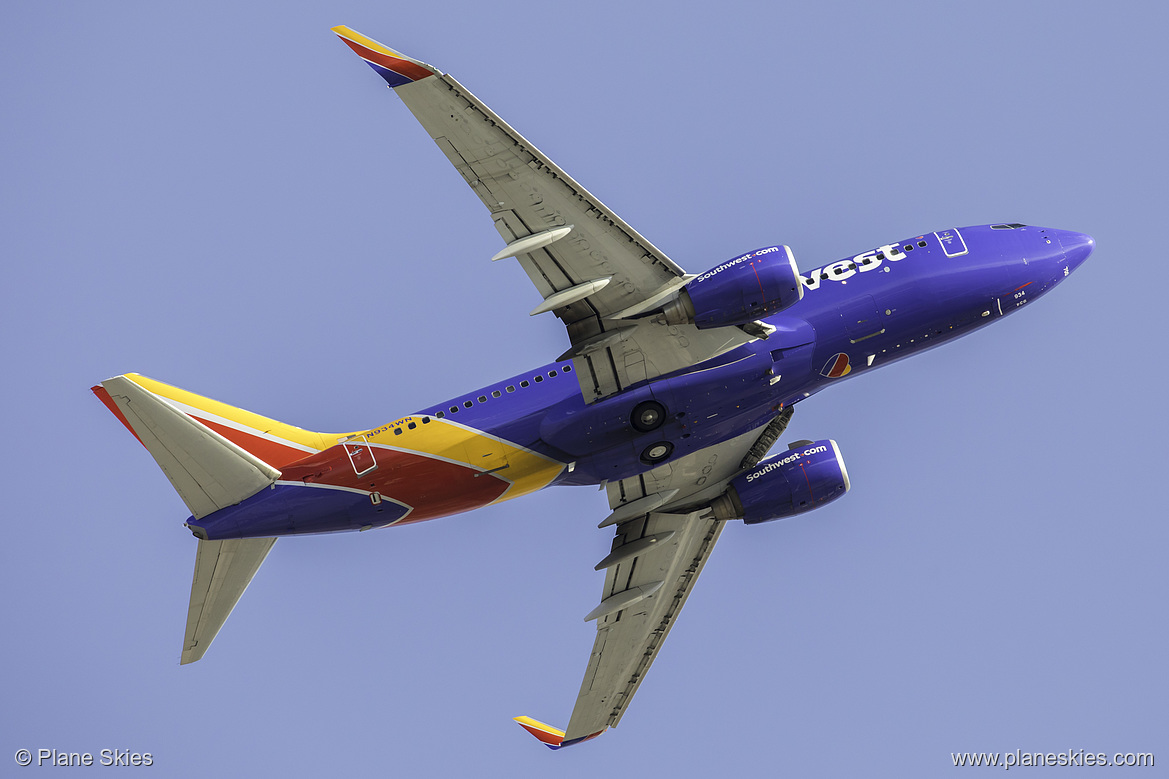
[
  {"left": 124, "top": 375, "right": 561, "bottom": 501},
  {"left": 123, "top": 374, "right": 343, "bottom": 451},
  {"left": 364, "top": 416, "right": 564, "bottom": 501}
]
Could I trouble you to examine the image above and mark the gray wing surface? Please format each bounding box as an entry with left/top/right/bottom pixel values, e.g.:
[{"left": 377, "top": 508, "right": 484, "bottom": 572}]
[
  {"left": 336, "top": 30, "right": 786, "bottom": 740},
  {"left": 564, "top": 426, "right": 771, "bottom": 739},
  {"left": 392, "top": 74, "right": 683, "bottom": 330},
  {"left": 387, "top": 70, "right": 755, "bottom": 401}
]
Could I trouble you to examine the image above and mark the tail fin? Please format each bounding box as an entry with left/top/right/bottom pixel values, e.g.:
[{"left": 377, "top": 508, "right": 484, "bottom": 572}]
[
  {"left": 95, "top": 374, "right": 336, "bottom": 467},
  {"left": 93, "top": 374, "right": 342, "bottom": 664},
  {"left": 97, "top": 375, "right": 278, "bottom": 519},
  {"left": 93, "top": 374, "right": 345, "bottom": 518}
]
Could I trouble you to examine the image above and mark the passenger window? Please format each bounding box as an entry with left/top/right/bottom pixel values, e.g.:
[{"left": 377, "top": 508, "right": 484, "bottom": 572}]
[
  {"left": 563, "top": 365, "right": 572, "bottom": 373},
  {"left": 407, "top": 422, "right": 416, "bottom": 430},
  {"left": 520, "top": 380, "right": 529, "bottom": 388},
  {"left": 394, "top": 428, "right": 403, "bottom": 436},
  {"left": 464, "top": 401, "right": 473, "bottom": 408},
  {"left": 492, "top": 390, "right": 501, "bottom": 398},
  {"left": 918, "top": 240, "right": 927, "bottom": 247},
  {"left": 436, "top": 411, "right": 444, "bottom": 419},
  {"left": 506, "top": 385, "right": 515, "bottom": 393},
  {"left": 450, "top": 406, "right": 458, "bottom": 413},
  {"left": 534, "top": 375, "right": 544, "bottom": 383},
  {"left": 549, "top": 370, "right": 557, "bottom": 377},
  {"left": 477, "top": 395, "right": 487, "bottom": 403}
]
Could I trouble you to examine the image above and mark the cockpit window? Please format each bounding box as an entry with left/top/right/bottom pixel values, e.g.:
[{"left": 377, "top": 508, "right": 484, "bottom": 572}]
[{"left": 991, "top": 223, "right": 1028, "bottom": 230}]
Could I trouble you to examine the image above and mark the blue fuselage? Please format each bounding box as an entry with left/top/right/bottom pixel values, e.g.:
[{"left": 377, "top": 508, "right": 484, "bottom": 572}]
[
  {"left": 188, "top": 223, "right": 1092, "bottom": 540},
  {"left": 419, "top": 224, "right": 1092, "bottom": 486}
]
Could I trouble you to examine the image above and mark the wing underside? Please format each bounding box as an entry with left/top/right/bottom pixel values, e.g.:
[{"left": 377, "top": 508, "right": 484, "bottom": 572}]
[
  {"left": 332, "top": 28, "right": 792, "bottom": 745},
  {"left": 389, "top": 73, "right": 685, "bottom": 330},
  {"left": 561, "top": 424, "right": 778, "bottom": 739},
  {"left": 334, "top": 27, "right": 756, "bottom": 402},
  {"left": 567, "top": 510, "right": 725, "bottom": 738}
]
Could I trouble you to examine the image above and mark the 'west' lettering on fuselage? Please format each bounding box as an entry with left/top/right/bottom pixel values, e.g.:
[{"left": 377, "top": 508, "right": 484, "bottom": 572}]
[{"left": 801, "top": 243, "right": 909, "bottom": 291}]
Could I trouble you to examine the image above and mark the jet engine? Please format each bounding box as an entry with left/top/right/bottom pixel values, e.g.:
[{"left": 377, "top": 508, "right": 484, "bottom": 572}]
[
  {"left": 662, "top": 245, "right": 803, "bottom": 329},
  {"left": 709, "top": 439, "right": 849, "bottom": 524}
]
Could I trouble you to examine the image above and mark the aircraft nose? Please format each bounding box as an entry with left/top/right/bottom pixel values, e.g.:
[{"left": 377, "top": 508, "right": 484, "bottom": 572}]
[{"left": 1058, "top": 230, "right": 1095, "bottom": 272}]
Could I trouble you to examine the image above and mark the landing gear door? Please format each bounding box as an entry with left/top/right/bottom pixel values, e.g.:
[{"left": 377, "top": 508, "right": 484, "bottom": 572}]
[{"left": 346, "top": 436, "right": 378, "bottom": 477}]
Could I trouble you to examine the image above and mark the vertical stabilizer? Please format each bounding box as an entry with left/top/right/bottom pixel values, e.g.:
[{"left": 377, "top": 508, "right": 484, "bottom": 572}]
[{"left": 93, "top": 374, "right": 299, "bottom": 664}]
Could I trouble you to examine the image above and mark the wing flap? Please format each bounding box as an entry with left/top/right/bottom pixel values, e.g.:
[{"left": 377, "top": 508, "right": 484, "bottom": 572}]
[{"left": 182, "top": 537, "right": 276, "bottom": 664}]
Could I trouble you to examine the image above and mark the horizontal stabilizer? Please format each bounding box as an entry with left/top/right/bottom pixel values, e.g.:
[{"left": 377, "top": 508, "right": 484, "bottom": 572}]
[
  {"left": 182, "top": 537, "right": 276, "bottom": 664},
  {"left": 98, "top": 376, "right": 280, "bottom": 519},
  {"left": 513, "top": 716, "right": 604, "bottom": 750}
]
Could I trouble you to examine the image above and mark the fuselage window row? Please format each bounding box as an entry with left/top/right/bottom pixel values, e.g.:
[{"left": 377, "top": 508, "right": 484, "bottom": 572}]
[{"left": 420, "top": 365, "right": 572, "bottom": 422}]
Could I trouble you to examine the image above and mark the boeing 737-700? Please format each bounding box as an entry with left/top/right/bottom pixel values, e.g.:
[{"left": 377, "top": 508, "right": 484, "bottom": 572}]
[{"left": 92, "top": 26, "right": 1094, "bottom": 749}]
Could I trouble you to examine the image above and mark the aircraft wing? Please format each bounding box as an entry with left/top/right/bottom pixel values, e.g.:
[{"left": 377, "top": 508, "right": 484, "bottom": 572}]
[
  {"left": 517, "top": 421, "right": 775, "bottom": 744},
  {"left": 334, "top": 28, "right": 755, "bottom": 402}
]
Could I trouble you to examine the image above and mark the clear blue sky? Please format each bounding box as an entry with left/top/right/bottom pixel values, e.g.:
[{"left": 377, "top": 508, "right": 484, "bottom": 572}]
[{"left": 3, "top": 2, "right": 1165, "bottom": 776}]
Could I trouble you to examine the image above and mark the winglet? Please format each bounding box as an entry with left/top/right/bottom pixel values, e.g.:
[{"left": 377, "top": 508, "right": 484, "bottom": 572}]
[
  {"left": 513, "top": 716, "right": 606, "bottom": 750},
  {"left": 331, "top": 26, "right": 440, "bottom": 87}
]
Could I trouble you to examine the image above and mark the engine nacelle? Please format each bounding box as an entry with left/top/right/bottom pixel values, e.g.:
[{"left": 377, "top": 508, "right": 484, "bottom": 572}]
[
  {"left": 710, "top": 439, "right": 850, "bottom": 524},
  {"left": 663, "top": 245, "right": 803, "bottom": 329}
]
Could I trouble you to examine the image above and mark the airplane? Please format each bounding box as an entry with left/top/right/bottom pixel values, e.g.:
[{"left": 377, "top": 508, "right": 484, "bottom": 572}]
[{"left": 91, "top": 26, "right": 1095, "bottom": 750}]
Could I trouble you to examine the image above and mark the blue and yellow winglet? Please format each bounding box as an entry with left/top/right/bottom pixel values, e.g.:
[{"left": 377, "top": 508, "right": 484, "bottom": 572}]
[
  {"left": 513, "top": 716, "right": 606, "bottom": 750},
  {"left": 331, "top": 26, "right": 440, "bottom": 87}
]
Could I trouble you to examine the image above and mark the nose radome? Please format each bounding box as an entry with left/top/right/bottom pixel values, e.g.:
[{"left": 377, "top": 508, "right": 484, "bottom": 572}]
[{"left": 1059, "top": 230, "right": 1095, "bottom": 272}]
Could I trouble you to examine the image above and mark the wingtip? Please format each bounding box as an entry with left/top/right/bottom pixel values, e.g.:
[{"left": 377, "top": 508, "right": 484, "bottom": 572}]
[
  {"left": 513, "top": 716, "right": 565, "bottom": 749},
  {"left": 331, "top": 25, "right": 440, "bottom": 87},
  {"left": 513, "top": 716, "right": 606, "bottom": 750}
]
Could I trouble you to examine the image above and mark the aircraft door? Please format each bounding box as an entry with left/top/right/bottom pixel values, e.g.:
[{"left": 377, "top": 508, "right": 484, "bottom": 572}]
[
  {"left": 345, "top": 436, "right": 378, "bottom": 476},
  {"left": 935, "top": 228, "right": 968, "bottom": 257}
]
